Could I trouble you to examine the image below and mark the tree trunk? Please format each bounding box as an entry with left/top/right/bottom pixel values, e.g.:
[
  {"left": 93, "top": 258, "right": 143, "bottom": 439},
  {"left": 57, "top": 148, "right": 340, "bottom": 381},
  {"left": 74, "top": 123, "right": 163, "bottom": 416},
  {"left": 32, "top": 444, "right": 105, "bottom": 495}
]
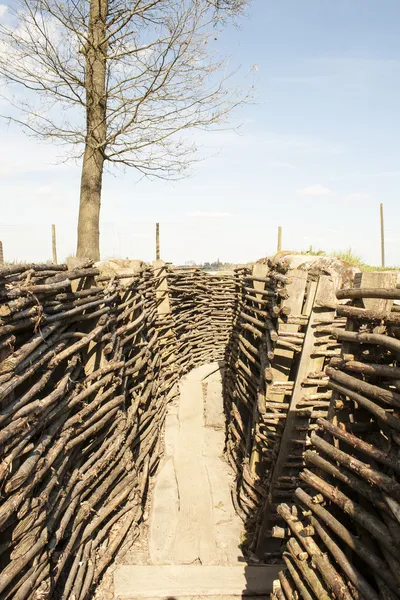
[
  {"left": 76, "top": 0, "right": 108, "bottom": 262},
  {"left": 77, "top": 147, "right": 104, "bottom": 261}
]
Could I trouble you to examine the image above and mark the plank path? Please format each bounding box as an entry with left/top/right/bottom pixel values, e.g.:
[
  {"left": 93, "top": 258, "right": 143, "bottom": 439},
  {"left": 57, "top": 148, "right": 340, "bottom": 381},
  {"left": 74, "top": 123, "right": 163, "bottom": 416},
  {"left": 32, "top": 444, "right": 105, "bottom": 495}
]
[
  {"left": 149, "top": 363, "right": 242, "bottom": 566},
  {"left": 114, "top": 364, "right": 281, "bottom": 598}
]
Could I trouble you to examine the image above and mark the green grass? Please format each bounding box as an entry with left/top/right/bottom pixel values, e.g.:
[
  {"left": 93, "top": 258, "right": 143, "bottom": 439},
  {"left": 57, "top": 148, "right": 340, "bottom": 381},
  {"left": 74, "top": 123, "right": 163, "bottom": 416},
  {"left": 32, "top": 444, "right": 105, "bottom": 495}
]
[
  {"left": 283, "top": 246, "right": 400, "bottom": 272},
  {"left": 300, "top": 246, "right": 327, "bottom": 257},
  {"left": 331, "top": 248, "right": 364, "bottom": 266}
]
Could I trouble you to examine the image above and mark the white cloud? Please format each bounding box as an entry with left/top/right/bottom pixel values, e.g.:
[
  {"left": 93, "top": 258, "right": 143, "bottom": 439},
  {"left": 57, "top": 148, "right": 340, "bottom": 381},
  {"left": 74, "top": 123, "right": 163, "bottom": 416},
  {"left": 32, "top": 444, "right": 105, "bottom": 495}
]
[
  {"left": 0, "top": 5, "right": 7, "bottom": 19},
  {"left": 345, "top": 193, "right": 370, "bottom": 201},
  {"left": 297, "top": 184, "right": 332, "bottom": 196},
  {"left": 187, "top": 211, "right": 233, "bottom": 218}
]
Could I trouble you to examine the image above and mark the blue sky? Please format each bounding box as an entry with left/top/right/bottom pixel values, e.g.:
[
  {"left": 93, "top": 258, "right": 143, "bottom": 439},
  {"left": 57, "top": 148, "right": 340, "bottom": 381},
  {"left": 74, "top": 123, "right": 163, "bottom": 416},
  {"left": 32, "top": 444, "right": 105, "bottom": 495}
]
[{"left": 1, "top": 0, "right": 400, "bottom": 265}]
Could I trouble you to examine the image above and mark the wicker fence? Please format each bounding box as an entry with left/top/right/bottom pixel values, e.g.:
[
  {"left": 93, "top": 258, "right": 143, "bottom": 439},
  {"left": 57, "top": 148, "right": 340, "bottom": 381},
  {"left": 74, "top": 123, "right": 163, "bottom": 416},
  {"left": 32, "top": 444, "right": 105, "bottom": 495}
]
[
  {"left": 1, "top": 258, "right": 399, "bottom": 600},
  {"left": 0, "top": 261, "right": 232, "bottom": 599}
]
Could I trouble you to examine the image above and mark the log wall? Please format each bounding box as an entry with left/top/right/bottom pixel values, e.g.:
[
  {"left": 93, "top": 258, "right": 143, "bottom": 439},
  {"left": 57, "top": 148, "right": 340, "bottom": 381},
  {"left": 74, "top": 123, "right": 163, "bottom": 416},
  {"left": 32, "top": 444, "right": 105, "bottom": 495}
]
[
  {"left": 271, "top": 272, "right": 400, "bottom": 600},
  {"left": 222, "top": 259, "right": 348, "bottom": 559},
  {"left": 0, "top": 262, "right": 234, "bottom": 599},
  {"left": 3, "top": 257, "right": 397, "bottom": 600}
]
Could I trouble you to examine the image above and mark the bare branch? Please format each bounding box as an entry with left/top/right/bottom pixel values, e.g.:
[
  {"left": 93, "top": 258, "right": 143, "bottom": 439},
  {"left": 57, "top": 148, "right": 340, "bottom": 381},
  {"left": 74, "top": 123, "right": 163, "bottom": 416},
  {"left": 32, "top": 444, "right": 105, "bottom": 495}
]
[{"left": 0, "top": 0, "right": 251, "bottom": 259}]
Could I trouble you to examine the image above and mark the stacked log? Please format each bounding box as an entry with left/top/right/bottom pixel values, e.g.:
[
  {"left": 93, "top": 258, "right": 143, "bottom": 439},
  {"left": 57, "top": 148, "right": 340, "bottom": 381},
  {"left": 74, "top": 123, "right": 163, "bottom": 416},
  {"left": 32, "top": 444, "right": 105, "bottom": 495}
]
[
  {"left": 167, "top": 267, "right": 235, "bottom": 373},
  {"left": 199, "top": 273, "right": 236, "bottom": 364},
  {"left": 222, "top": 264, "right": 289, "bottom": 543},
  {"left": 7, "top": 256, "right": 393, "bottom": 599},
  {"left": 256, "top": 270, "right": 346, "bottom": 557},
  {"left": 223, "top": 256, "right": 354, "bottom": 557},
  {"left": 272, "top": 272, "right": 400, "bottom": 600},
  {"left": 0, "top": 261, "right": 178, "bottom": 599}
]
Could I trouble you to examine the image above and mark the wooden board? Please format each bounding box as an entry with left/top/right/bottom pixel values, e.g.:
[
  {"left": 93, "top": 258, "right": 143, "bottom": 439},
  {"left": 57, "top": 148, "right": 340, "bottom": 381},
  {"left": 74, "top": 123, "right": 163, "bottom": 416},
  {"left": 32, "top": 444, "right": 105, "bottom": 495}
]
[
  {"left": 205, "top": 378, "right": 225, "bottom": 430},
  {"left": 354, "top": 271, "right": 397, "bottom": 312},
  {"left": 153, "top": 260, "right": 171, "bottom": 315},
  {"left": 252, "top": 263, "right": 270, "bottom": 302},
  {"left": 171, "top": 371, "right": 216, "bottom": 564},
  {"left": 149, "top": 457, "right": 179, "bottom": 565},
  {"left": 149, "top": 365, "right": 245, "bottom": 567},
  {"left": 256, "top": 275, "right": 337, "bottom": 554},
  {"left": 114, "top": 565, "right": 282, "bottom": 598},
  {"left": 164, "top": 410, "right": 179, "bottom": 457}
]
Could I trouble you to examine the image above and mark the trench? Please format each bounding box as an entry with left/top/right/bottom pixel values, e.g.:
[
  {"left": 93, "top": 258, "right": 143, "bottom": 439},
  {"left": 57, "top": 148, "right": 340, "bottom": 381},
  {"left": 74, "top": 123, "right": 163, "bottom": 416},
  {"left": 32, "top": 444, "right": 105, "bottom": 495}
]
[{"left": 0, "top": 258, "right": 400, "bottom": 600}]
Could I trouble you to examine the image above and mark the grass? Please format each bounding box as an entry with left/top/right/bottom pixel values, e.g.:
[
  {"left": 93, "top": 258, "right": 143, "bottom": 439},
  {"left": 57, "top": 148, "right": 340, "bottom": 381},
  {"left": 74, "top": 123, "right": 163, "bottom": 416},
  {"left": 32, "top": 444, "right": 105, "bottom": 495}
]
[{"left": 286, "top": 246, "right": 400, "bottom": 272}]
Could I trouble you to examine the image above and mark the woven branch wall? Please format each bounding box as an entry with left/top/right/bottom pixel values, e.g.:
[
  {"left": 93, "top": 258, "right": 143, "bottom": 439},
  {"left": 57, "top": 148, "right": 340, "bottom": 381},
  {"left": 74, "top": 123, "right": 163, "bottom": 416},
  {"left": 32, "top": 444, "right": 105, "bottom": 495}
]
[
  {"left": 221, "top": 258, "right": 350, "bottom": 559},
  {"left": 0, "top": 262, "right": 234, "bottom": 600},
  {"left": 271, "top": 273, "right": 400, "bottom": 600},
  {"left": 2, "top": 257, "right": 395, "bottom": 600}
]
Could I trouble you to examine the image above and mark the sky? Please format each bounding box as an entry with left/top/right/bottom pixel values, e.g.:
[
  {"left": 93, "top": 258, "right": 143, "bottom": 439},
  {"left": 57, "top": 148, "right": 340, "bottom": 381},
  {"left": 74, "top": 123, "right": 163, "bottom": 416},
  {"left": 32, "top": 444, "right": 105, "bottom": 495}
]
[{"left": 1, "top": 0, "right": 400, "bottom": 266}]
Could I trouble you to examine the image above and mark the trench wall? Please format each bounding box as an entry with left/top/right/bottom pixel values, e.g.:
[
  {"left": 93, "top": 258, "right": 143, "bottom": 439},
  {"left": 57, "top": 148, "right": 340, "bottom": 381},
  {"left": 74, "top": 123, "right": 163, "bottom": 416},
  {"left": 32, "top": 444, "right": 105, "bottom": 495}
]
[
  {"left": 271, "top": 272, "right": 400, "bottom": 600},
  {"left": 0, "top": 261, "right": 234, "bottom": 600},
  {"left": 1, "top": 258, "right": 398, "bottom": 600},
  {"left": 222, "top": 258, "right": 348, "bottom": 558}
]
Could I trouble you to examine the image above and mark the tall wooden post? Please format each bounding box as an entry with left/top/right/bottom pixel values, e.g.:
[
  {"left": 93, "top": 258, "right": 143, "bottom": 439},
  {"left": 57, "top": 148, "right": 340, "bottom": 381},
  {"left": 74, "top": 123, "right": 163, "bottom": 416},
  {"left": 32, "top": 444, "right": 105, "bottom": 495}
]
[
  {"left": 156, "top": 223, "right": 160, "bottom": 260},
  {"left": 52, "top": 224, "right": 58, "bottom": 264},
  {"left": 380, "top": 203, "right": 385, "bottom": 268},
  {"left": 277, "top": 226, "right": 282, "bottom": 252},
  {"left": 0, "top": 241, "right": 4, "bottom": 265}
]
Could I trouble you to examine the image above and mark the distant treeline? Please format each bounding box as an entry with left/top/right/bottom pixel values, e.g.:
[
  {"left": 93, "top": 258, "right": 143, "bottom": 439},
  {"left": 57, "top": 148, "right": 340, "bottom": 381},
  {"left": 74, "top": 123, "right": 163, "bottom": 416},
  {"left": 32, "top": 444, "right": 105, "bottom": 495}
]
[{"left": 182, "top": 260, "right": 235, "bottom": 271}]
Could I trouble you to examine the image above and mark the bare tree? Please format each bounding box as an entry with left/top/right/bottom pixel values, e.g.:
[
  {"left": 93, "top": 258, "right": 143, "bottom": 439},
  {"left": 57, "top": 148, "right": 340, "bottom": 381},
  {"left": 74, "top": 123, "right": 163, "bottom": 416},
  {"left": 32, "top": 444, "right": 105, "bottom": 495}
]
[{"left": 0, "top": 0, "right": 250, "bottom": 260}]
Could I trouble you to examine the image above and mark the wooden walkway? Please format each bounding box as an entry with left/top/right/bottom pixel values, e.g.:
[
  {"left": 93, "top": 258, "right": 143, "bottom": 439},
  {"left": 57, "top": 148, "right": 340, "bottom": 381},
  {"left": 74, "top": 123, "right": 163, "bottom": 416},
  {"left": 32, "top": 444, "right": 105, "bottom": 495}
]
[
  {"left": 114, "top": 364, "right": 280, "bottom": 598},
  {"left": 149, "top": 363, "right": 243, "bottom": 566}
]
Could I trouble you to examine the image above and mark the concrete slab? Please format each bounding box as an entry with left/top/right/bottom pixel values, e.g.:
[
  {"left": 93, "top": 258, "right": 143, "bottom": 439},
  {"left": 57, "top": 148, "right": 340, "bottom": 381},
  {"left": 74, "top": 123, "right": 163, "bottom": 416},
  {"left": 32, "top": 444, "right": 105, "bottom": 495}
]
[{"left": 114, "top": 565, "right": 282, "bottom": 598}]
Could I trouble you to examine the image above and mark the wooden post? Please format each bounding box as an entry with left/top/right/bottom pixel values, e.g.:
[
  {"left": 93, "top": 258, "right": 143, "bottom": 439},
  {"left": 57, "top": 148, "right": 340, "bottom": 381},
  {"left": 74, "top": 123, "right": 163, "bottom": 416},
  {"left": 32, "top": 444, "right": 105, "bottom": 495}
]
[
  {"left": 277, "top": 226, "right": 282, "bottom": 252},
  {"left": 380, "top": 203, "right": 385, "bottom": 268},
  {"left": 0, "top": 241, "right": 4, "bottom": 265},
  {"left": 52, "top": 224, "right": 58, "bottom": 264},
  {"left": 156, "top": 223, "right": 160, "bottom": 260}
]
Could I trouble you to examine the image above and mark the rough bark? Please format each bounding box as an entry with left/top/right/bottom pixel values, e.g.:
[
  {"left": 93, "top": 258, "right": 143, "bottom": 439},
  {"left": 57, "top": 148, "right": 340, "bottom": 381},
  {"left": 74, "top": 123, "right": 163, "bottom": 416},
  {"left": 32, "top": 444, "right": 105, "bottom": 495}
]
[{"left": 77, "top": 0, "right": 108, "bottom": 261}]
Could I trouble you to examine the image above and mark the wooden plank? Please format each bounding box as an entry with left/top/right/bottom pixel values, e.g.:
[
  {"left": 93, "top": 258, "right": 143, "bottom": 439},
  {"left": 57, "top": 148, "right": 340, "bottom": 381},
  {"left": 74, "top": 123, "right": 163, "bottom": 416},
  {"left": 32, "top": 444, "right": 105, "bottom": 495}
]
[
  {"left": 256, "top": 275, "right": 337, "bottom": 554},
  {"left": 149, "top": 457, "right": 179, "bottom": 565},
  {"left": 252, "top": 263, "right": 270, "bottom": 301},
  {"left": 172, "top": 371, "right": 216, "bottom": 564},
  {"left": 164, "top": 410, "right": 179, "bottom": 457},
  {"left": 354, "top": 271, "right": 397, "bottom": 312},
  {"left": 114, "top": 565, "right": 283, "bottom": 598},
  {"left": 52, "top": 224, "right": 57, "bottom": 264},
  {"left": 204, "top": 454, "right": 244, "bottom": 564},
  {"left": 153, "top": 260, "right": 171, "bottom": 315},
  {"left": 205, "top": 378, "right": 225, "bottom": 430}
]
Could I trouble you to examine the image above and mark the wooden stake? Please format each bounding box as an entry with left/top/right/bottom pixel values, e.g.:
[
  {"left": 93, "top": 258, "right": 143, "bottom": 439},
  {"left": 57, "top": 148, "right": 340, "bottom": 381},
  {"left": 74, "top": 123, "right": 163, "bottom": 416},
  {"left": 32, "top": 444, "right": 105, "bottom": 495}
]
[
  {"left": 0, "top": 241, "right": 4, "bottom": 265},
  {"left": 156, "top": 223, "right": 160, "bottom": 260},
  {"left": 52, "top": 224, "right": 58, "bottom": 265},
  {"left": 277, "top": 226, "right": 282, "bottom": 252},
  {"left": 380, "top": 203, "right": 385, "bottom": 268}
]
